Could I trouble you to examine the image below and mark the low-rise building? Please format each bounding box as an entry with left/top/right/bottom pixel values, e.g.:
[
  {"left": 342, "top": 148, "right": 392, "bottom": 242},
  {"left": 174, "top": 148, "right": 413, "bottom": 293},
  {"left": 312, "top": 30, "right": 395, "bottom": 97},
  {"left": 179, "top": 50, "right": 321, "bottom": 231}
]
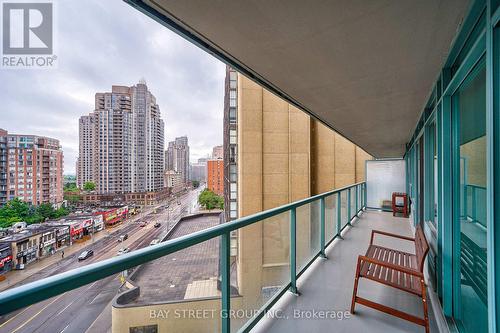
[
  {"left": 52, "top": 225, "right": 70, "bottom": 249},
  {"left": 112, "top": 212, "right": 236, "bottom": 332},
  {"left": 164, "top": 170, "right": 183, "bottom": 195},
  {"left": 2, "top": 230, "right": 41, "bottom": 269},
  {"left": 71, "top": 189, "right": 169, "bottom": 207},
  {"left": 38, "top": 229, "right": 57, "bottom": 257},
  {"left": 0, "top": 242, "right": 13, "bottom": 274}
]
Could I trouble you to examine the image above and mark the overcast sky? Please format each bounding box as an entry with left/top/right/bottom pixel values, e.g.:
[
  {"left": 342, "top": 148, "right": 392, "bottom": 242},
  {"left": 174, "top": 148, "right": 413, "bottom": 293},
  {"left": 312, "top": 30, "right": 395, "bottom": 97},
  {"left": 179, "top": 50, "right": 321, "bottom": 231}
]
[{"left": 0, "top": 0, "right": 225, "bottom": 175}]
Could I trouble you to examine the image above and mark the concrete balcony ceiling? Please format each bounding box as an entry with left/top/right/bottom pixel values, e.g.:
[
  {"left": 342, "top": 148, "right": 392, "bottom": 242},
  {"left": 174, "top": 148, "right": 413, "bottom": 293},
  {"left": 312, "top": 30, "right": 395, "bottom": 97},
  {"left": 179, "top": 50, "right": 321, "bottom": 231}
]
[{"left": 135, "top": 0, "right": 470, "bottom": 157}]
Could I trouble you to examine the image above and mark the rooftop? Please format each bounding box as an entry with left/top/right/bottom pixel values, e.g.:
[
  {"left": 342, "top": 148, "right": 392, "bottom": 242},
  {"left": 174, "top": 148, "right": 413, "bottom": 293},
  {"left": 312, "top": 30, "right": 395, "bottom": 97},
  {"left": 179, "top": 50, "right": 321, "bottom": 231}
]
[{"left": 127, "top": 214, "right": 221, "bottom": 305}]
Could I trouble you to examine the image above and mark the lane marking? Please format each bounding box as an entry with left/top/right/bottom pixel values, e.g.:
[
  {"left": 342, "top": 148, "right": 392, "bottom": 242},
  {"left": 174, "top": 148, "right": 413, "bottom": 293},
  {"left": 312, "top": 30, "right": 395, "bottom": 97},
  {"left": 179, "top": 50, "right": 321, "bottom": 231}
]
[
  {"left": 0, "top": 305, "right": 32, "bottom": 329},
  {"left": 55, "top": 300, "right": 75, "bottom": 317},
  {"left": 11, "top": 293, "right": 66, "bottom": 333},
  {"left": 59, "top": 324, "right": 69, "bottom": 333},
  {"left": 86, "top": 281, "right": 98, "bottom": 290},
  {"left": 89, "top": 294, "right": 99, "bottom": 305}
]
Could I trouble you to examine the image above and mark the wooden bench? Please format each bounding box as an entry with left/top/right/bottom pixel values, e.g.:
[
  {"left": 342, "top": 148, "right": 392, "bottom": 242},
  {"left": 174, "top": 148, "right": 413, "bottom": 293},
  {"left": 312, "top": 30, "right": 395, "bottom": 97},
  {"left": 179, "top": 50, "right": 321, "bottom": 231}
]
[{"left": 350, "top": 225, "right": 430, "bottom": 332}]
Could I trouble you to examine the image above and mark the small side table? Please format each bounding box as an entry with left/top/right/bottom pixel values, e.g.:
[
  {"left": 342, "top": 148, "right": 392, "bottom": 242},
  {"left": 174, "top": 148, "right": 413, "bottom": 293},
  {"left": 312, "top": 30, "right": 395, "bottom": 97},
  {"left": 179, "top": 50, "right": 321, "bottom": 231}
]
[{"left": 392, "top": 192, "right": 408, "bottom": 218}]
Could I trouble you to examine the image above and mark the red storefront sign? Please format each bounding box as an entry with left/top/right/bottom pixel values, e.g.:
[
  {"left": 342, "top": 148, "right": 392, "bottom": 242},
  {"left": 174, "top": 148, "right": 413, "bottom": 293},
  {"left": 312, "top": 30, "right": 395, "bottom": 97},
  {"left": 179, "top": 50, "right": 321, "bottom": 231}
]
[
  {"left": 98, "top": 206, "right": 128, "bottom": 226},
  {"left": 70, "top": 222, "right": 83, "bottom": 236},
  {"left": 82, "top": 218, "right": 93, "bottom": 229},
  {"left": 0, "top": 255, "right": 12, "bottom": 268}
]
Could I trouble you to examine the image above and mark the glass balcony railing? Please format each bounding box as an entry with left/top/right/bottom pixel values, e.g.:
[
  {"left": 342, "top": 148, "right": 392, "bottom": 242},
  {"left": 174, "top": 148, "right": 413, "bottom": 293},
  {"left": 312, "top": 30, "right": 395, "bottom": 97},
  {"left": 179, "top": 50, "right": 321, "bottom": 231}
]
[{"left": 0, "top": 182, "right": 366, "bottom": 333}]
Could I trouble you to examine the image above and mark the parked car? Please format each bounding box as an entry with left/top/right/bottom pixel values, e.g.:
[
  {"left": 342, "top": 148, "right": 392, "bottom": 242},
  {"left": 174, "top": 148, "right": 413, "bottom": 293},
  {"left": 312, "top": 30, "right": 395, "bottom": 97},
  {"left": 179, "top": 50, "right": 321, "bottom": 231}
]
[
  {"left": 149, "top": 239, "right": 160, "bottom": 246},
  {"left": 117, "top": 248, "right": 130, "bottom": 256},
  {"left": 154, "top": 222, "right": 161, "bottom": 228},
  {"left": 118, "top": 234, "right": 128, "bottom": 242},
  {"left": 78, "top": 250, "right": 94, "bottom": 261}
]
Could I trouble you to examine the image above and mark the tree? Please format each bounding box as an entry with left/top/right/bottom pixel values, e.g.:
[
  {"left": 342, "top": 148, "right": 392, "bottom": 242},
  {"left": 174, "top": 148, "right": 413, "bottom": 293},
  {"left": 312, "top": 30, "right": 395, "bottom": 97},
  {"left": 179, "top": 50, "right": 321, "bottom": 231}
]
[
  {"left": 36, "top": 203, "right": 54, "bottom": 220},
  {"left": 83, "top": 181, "right": 96, "bottom": 192},
  {"left": 192, "top": 180, "right": 200, "bottom": 188},
  {"left": 198, "top": 189, "right": 224, "bottom": 210},
  {"left": 0, "top": 198, "right": 70, "bottom": 228},
  {"left": 64, "top": 182, "right": 79, "bottom": 192},
  {"left": 0, "top": 198, "right": 29, "bottom": 227}
]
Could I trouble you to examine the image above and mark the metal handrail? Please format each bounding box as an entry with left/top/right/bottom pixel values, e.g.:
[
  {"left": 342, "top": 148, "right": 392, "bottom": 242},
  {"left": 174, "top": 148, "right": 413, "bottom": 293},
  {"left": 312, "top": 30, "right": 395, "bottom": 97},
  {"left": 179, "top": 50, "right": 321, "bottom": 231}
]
[{"left": 0, "top": 181, "right": 366, "bottom": 332}]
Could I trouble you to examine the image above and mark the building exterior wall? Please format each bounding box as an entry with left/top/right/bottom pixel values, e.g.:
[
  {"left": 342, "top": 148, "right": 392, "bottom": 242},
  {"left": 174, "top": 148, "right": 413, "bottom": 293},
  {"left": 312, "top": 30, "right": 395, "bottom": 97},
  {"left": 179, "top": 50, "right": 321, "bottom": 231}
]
[
  {"left": 207, "top": 159, "right": 224, "bottom": 196},
  {"left": 212, "top": 145, "right": 223, "bottom": 159},
  {"left": 0, "top": 129, "right": 8, "bottom": 206},
  {"left": 0, "top": 129, "right": 64, "bottom": 206},
  {"left": 190, "top": 163, "right": 206, "bottom": 183},
  {"left": 226, "top": 73, "right": 372, "bottom": 315},
  {"left": 165, "top": 136, "right": 190, "bottom": 186},
  {"left": 78, "top": 82, "right": 164, "bottom": 195},
  {"left": 223, "top": 66, "right": 239, "bottom": 222},
  {"left": 164, "top": 170, "right": 183, "bottom": 195}
]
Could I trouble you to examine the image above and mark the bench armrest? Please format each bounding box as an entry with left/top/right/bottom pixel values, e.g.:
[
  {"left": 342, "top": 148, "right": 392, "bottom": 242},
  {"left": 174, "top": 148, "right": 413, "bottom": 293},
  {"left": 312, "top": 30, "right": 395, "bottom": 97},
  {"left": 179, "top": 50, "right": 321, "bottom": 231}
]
[
  {"left": 370, "top": 229, "right": 415, "bottom": 245},
  {"left": 357, "top": 255, "right": 423, "bottom": 278}
]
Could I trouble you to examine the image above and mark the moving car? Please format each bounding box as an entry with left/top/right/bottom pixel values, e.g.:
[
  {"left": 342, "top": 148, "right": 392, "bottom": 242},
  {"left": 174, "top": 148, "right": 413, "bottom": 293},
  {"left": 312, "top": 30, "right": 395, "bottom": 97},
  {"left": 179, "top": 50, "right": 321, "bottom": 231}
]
[
  {"left": 140, "top": 222, "right": 147, "bottom": 227},
  {"left": 149, "top": 239, "right": 160, "bottom": 246},
  {"left": 78, "top": 250, "right": 93, "bottom": 261},
  {"left": 118, "top": 234, "right": 128, "bottom": 242},
  {"left": 117, "top": 248, "right": 130, "bottom": 256},
  {"left": 154, "top": 222, "right": 161, "bottom": 228}
]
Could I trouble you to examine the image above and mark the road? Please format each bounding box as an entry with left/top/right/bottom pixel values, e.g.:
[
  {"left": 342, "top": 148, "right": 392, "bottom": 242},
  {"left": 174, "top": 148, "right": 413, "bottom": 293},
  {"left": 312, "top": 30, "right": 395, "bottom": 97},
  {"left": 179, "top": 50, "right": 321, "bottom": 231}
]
[{"left": 0, "top": 187, "right": 203, "bottom": 333}]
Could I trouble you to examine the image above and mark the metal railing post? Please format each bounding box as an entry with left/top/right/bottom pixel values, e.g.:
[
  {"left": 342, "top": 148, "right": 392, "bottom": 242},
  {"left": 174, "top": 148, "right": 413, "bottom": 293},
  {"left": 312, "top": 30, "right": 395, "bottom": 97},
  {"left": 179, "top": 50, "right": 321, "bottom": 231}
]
[
  {"left": 221, "top": 232, "right": 230, "bottom": 333},
  {"left": 471, "top": 186, "right": 476, "bottom": 222},
  {"left": 320, "top": 197, "right": 326, "bottom": 258},
  {"left": 337, "top": 192, "right": 342, "bottom": 239},
  {"left": 363, "top": 183, "right": 367, "bottom": 209},
  {"left": 355, "top": 185, "right": 359, "bottom": 215},
  {"left": 290, "top": 207, "right": 298, "bottom": 294},
  {"left": 347, "top": 188, "right": 351, "bottom": 224}
]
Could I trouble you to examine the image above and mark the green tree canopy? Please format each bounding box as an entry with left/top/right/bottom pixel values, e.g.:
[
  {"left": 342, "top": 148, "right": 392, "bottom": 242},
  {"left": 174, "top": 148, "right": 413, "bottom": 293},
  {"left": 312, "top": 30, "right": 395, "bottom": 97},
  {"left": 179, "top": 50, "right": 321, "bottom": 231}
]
[
  {"left": 0, "top": 198, "right": 70, "bottom": 228},
  {"left": 83, "top": 181, "right": 96, "bottom": 192},
  {"left": 198, "top": 189, "right": 224, "bottom": 210},
  {"left": 64, "top": 182, "right": 79, "bottom": 192}
]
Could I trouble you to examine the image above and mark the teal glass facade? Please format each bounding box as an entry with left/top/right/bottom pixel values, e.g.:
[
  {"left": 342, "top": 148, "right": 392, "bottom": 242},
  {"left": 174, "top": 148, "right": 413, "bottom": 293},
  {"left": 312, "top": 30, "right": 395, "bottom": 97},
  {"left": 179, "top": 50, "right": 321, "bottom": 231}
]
[{"left": 405, "top": 1, "right": 500, "bottom": 331}]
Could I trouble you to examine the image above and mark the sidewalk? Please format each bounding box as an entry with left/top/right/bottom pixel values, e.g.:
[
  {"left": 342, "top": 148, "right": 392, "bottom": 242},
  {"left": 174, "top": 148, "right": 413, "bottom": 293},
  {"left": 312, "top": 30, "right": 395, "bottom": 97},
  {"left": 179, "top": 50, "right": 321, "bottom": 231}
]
[{"left": 0, "top": 207, "right": 155, "bottom": 292}]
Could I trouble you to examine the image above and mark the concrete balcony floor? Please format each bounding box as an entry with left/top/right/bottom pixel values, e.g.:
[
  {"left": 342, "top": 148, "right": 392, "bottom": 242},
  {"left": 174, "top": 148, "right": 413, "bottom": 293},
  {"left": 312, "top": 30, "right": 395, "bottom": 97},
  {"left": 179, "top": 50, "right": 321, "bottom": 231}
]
[{"left": 254, "top": 210, "right": 441, "bottom": 333}]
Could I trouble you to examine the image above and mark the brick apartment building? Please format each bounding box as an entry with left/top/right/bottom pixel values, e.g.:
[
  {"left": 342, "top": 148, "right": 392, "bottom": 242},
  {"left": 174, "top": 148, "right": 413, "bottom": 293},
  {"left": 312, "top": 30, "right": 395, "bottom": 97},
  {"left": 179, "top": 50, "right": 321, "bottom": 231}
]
[
  {"left": 0, "top": 129, "right": 63, "bottom": 207},
  {"left": 206, "top": 158, "right": 223, "bottom": 196}
]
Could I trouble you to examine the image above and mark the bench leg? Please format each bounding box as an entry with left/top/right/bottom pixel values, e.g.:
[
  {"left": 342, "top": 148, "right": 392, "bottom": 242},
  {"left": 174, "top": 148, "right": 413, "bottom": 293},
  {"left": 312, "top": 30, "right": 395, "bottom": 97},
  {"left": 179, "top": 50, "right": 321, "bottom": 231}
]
[
  {"left": 421, "top": 279, "right": 430, "bottom": 333},
  {"left": 350, "top": 260, "right": 361, "bottom": 314}
]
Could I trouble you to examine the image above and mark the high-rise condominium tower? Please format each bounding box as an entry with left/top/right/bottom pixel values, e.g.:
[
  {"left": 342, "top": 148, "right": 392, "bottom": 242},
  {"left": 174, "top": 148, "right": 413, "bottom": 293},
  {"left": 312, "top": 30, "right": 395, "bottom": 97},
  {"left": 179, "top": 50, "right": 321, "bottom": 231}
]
[
  {"left": 78, "top": 81, "right": 164, "bottom": 194},
  {"left": 0, "top": 129, "right": 64, "bottom": 206},
  {"left": 165, "top": 136, "right": 190, "bottom": 185}
]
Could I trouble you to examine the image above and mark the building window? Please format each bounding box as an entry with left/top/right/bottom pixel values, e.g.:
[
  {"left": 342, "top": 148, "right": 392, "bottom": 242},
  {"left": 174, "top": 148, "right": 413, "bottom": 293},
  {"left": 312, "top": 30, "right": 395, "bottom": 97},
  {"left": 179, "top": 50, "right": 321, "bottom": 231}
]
[
  {"left": 229, "top": 97, "right": 236, "bottom": 107},
  {"left": 229, "top": 130, "right": 237, "bottom": 144},
  {"left": 229, "top": 107, "right": 236, "bottom": 122},
  {"left": 229, "top": 71, "right": 237, "bottom": 81}
]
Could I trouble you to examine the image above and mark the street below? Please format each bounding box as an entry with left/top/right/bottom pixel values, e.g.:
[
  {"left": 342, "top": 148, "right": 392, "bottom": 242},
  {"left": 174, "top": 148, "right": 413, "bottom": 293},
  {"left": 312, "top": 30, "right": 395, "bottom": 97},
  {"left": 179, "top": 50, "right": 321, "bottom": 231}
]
[{"left": 0, "top": 187, "right": 203, "bottom": 333}]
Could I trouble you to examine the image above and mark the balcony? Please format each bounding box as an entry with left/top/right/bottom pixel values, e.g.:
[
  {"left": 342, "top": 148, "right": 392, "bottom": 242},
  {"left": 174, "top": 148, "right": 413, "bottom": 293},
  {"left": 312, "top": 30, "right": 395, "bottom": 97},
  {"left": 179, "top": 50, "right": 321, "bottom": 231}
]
[
  {"left": 0, "top": 1, "right": 498, "bottom": 332},
  {"left": 254, "top": 210, "right": 437, "bottom": 333},
  {"left": 0, "top": 183, "right": 441, "bottom": 333},
  {"left": 0, "top": 183, "right": 380, "bottom": 332}
]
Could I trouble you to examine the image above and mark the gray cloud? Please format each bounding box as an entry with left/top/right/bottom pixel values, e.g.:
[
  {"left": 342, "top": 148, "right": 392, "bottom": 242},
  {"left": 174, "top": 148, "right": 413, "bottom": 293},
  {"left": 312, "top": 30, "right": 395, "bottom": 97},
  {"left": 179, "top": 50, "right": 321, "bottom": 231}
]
[{"left": 0, "top": 0, "right": 224, "bottom": 174}]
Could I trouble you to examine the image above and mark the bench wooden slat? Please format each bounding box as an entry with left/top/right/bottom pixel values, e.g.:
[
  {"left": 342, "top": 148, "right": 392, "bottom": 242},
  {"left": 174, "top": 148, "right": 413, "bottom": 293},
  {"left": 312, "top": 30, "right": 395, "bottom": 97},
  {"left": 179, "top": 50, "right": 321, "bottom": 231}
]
[{"left": 352, "top": 225, "right": 430, "bottom": 332}]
